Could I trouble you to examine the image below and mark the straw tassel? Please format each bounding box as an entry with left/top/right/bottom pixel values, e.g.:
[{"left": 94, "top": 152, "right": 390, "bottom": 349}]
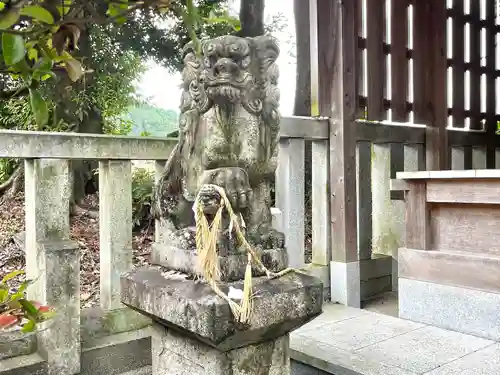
[
  {"left": 193, "top": 184, "right": 297, "bottom": 325},
  {"left": 239, "top": 252, "right": 253, "bottom": 324}
]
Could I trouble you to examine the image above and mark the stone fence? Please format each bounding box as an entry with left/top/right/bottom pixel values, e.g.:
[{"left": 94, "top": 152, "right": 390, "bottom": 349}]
[{"left": 0, "top": 116, "right": 330, "bottom": 374}]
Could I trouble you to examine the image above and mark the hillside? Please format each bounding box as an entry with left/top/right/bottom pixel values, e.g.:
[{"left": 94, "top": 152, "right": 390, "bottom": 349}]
[{"left": 127, "top": 103, "right": 179, "bottom": 137}]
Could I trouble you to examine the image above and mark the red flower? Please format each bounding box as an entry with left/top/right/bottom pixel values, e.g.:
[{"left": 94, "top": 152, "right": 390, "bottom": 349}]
[{"left": 0, "top": 314, "right": 18, "bottom": 329}]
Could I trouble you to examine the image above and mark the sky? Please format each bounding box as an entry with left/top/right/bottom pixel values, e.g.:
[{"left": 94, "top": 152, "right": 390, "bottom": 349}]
[{"left": 135, "top": 0, "right": 297, "bottom": 116}]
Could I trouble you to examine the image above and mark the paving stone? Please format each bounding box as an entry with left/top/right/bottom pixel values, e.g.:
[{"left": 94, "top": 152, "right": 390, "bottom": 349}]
[
  {"left": 296, "top": 310, "right": 424, "bottom": 352},
  {"left": 355, "top": 326, "right": 494, "bottom": 374},
  {"left": 424, "top": 344, "right": 500, "bottom": 375},
  {"left": 295, "top": 303, "right": 368, "bottom": 335},
  {"left": 290, "top": 334, "right": 417, "bottom": 375}
]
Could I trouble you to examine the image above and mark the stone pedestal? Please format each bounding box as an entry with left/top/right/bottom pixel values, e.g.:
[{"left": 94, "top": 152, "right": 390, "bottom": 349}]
[
  {"left": 121, "top": 268, "right": 323, "bottom": 375},
  {"left": 151, "top": 324, "right": 290, "bottom": 375},
  {"left": 152, "top": 243, "right": 288, "bottom": 282}
]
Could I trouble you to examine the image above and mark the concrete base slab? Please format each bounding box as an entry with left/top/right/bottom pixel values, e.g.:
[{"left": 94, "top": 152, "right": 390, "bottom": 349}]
[
  {"left": 330, "top": 261, "right": 361, "bottom": 307},
  {"left": 399, "top": 278, "right": 500, "bottom": 340}
]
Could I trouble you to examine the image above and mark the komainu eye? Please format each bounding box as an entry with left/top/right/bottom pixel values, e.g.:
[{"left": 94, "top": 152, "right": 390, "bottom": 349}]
[{"left": 204, "top": 57, "right": 211, "bottom": 68}]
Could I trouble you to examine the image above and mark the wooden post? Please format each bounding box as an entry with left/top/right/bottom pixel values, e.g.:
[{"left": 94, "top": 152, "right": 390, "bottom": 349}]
[
  {"left": 414, "top": 0, "right": 448, "bottom": 170},
  {"left": 405, "top": 181, "right": 430, "bottom": 250},
  {"left": 314, "top": 0, "right": 360, "bottom": 307}
]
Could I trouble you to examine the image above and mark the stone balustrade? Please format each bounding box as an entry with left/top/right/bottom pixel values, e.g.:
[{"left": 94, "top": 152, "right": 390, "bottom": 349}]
[{"left": 0, "top": 117, "right": 331, "bottom": 374}]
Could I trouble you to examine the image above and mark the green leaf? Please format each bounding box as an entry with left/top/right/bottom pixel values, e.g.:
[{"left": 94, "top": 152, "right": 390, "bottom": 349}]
[
  {"left": 64, "top": 58, "right": 84, "bottom": 82},
  {"left": 0, "top": 288, "right": 8, "bottom": 303},
  {"left": 20, "top": 6, "right": 54, "bottom": 24},
  {"left": 27, "top": 47, "right": 38, "bottom": 61},
  {"left": 17, "top": 279, "right": 35, "bottom": 294},
  {"left": 19, "top": 299, "right": 39, "bottom": 317},
  {"left": 21, "top": 319, "right": 35, "bottom": 333},
  {"left": 29, "top": 88, "right": 49, "bottom": 127},
  {"left": 1, "top": 270, "right": 24, "bottom": 284},
  {"left": 41, "top": 73, "right": 52, "bottom": 81},
  {"left": 106, "top": 1, "right": 128, "bottom": 24},
  {"left": 0, "top": 2, "right": 5, "bottom": 12},
  {"left": 2, "top": 33, "right": 25, "bottom": 66},
  {"left": 0, "top": 9, "right": 20, "bottom": 29},
  {"left": 39, "top": 310, "right": 56, "bottom": 321}
]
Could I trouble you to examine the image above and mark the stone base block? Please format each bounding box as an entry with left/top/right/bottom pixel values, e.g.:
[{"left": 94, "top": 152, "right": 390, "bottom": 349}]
[
  {"left": 330, "top": 261, "right": 361, "bottom": 308},
  {"left": 399, "top": 278, "right": 500, "bottom": 340},
  {"left": 151, "top": 324, "right": 290, "bottom": 375},
  {"left": 152, "top": 243, "right": 288, "bottom": 282},
  {"left": 121, "top": 268, "right": 323, "bottom": 351},
  {"left": 0, "top": 330, "right": 36, "bottom": 361}
]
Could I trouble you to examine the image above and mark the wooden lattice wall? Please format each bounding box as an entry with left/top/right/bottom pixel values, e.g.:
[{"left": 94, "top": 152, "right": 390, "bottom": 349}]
[{"left": 357, "top": 0, "right": 498, "bottom": 133}]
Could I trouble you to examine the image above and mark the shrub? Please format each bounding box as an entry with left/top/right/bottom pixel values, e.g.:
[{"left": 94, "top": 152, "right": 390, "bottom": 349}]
[
  {"left": 132, "top": 167, "right": 155, "bottom": 228},
  {"left": 0, "top": 271, "right": 55, "bottom": 333}
]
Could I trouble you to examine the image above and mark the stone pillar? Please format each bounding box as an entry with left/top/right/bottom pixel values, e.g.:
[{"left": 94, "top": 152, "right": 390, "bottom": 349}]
[
  {"left": 99, "top": 160, "right": 133, "bottom": 310},
  {"left": 24, "top": 159, "right": 81, "bottom": 374},
  {"left": 121, "top": 269, "right": 323, "bottom": 375}
]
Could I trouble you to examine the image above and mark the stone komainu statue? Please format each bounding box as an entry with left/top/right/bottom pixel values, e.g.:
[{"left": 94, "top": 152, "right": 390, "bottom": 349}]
[{"left": 153, "top": 34, "right": 284, "bottom": 254}]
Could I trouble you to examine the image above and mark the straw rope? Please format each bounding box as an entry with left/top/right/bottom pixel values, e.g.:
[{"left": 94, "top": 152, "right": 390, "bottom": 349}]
[{"left": 193, "top": 184, "right": 296, "bottom": 324}]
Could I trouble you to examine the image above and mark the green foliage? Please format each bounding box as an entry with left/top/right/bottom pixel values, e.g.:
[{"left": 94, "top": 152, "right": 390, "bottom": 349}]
[
  {"left": 131, "top": 167, "right": 155, "bottom": 227},
  {"left": 0, "top": 0, "right": 237, "bottom": 126},
  {"left": 127, "top": 103, "right": 179, "bottom": 136},
  {"left": 109, "top": 0, "right": 239, "bottom": 72},
  {"left": 0, "top": 270, "right": 55, "bottom": 333},
  {"left": 0, "top": 158, "right": 17, "bottom": 185}
]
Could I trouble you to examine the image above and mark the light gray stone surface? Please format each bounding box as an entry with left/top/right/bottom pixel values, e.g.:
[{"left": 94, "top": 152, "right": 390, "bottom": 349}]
[
  {"left": 330, "top": 261, "right": 361, "bottom": 308},
  {"left": 296, "top": 308, "right": 423, "bottom": 352},
  {"left": 121, "top": 268, "right": 323, "bottom": 351},
  {"left": 291, "top": 302, "right": 500, "bottom": 375},
  {"left": 80, "top": 307, "right": 151, "bottom": 346},
  {"left": 355, "top": 326, "right": 492, "bottom": 374},
  {"left": 37, "top": 240, "right": 81, "bottom": 375},
  {"left": 424, "top": 343, "right": 500, "bottom": 374},
  {"left": 0, "top": 353, "right": 46, "bottom": 375},
  {"left": 399, "top": 278, "right": 500, "bottom": 340},
  {"left": 0, "top": 330, "right": 36, "bottom": 360},
  {"left": 0, "top": 129, "right": 176, "bottom": 160},
  {"left": 291, "top": 334, "right": 416, "bottom": 375},
  {"left": 81, "top": 329, "right": 152, "bottom": 375},
  {"left": 99, "top": 160, "right": 133, "bottom": 310},
  {"left": 151, "top": 324, "right": 290, "bottom": 375}
]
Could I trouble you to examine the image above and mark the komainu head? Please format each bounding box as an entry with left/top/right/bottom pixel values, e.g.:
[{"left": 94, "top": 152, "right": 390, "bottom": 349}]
[{"left": 181, "top": 35, "right": 280, "bottom": 111}]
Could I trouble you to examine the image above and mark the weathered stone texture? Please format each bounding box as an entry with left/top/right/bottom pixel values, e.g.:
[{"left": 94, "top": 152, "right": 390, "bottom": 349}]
[
  {"left": 37, "top": 240, "right": 80, "bottom": 375},
  {"left": 151, "top": 324, "right": 290, "bottom": 375},
  {"left": 99, "top": 160, "right": 133, "bottom": 310},
  {"left": 152, "top": 243, "right": 288, "bottom": 282},
  {"left": 121, "top": 269, "right": 323, "bottom": 351}
]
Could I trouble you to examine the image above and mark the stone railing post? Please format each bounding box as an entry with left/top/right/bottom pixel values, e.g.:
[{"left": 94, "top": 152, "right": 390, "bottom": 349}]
[
  {"left": 24, "top": 159, "right": 80, "bottom": 374},
  {"left": 276, "top": 138, "right": 305, "bottom": 268},
  {"left": 99, "top": 160, "right": 133, "bottom": 310}
]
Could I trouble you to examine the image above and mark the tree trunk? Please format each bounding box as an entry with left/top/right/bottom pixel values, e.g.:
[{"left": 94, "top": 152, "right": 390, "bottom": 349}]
[
  {"left": 238, "top": 0, "right": 265, "bottom": 37},
  {"left": 52, "top": 24, "right": 102, "bottom": 207}
]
